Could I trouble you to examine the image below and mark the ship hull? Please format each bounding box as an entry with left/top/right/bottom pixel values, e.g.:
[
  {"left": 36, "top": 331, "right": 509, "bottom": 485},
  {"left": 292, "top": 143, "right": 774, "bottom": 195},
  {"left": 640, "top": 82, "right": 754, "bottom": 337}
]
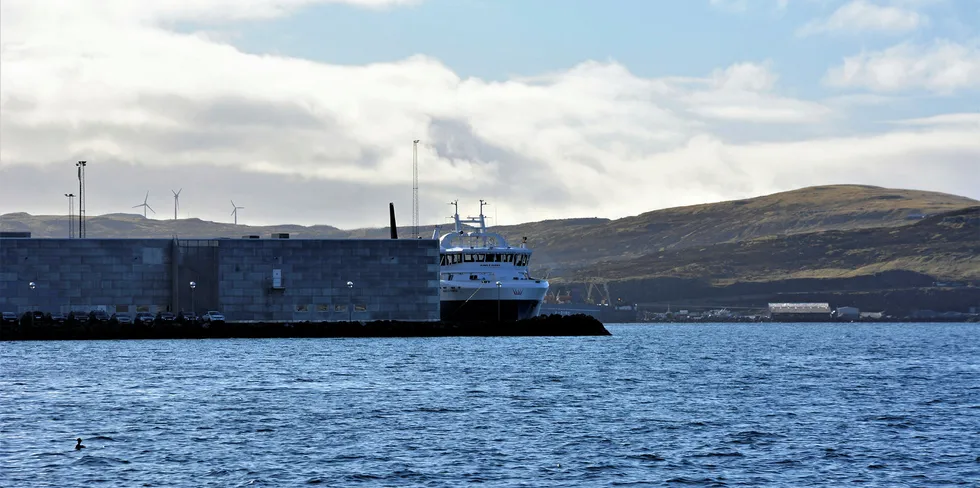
[{"left": 440, "top": 282, "right": 547, "bottom": 322}]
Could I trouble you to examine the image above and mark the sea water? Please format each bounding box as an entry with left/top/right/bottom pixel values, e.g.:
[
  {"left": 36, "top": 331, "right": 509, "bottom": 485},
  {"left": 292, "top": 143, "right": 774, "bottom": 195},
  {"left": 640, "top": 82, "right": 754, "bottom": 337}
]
[{"left": 1, "top": 323, "right": 978, "bottom": 487}]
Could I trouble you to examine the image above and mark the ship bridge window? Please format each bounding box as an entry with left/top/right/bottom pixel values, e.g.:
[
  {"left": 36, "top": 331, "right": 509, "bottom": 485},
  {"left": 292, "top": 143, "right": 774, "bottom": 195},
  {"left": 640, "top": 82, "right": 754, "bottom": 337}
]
[
  {"left": 504, "top": 254, "right": 514, "bottom": 263},
  {"left": 475, "top": 254, "right": 485, "bottom": 262},
  {"left": 463, "top": 254, "right": 474, "bottom": 262},
  {"left": 492, "top": 254, "right": 502, "bottom": 262}
]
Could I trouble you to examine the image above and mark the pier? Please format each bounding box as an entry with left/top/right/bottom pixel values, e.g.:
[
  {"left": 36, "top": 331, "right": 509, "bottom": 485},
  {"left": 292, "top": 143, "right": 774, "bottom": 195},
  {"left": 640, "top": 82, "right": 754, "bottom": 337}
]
[{"left": 0, "top": 313, "right": 611, "bottom": 341}]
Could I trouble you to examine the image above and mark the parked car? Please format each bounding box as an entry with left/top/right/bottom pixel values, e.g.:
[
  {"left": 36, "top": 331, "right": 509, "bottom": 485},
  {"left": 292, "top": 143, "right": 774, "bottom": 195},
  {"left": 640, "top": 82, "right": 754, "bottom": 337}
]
[
  {"left": 1, "top": 312, "right": 18, "bottom": 324},
  {"left": 50, "top": 313, "right": 66, "bottom": 325},
  {"left": 203, "top": 311, "right": 225, "bottom": 323},
  {"left": 113, "top": 313, "right": 133, "bottom": 324},
  {"left": 91, "top": 310, "right": 110, "bottom": 323},
  {"left": 182, "top": 312, "right": 198, "bottom": 323},
  {"left": 159, "top": 312, "right": 176, "bottom": 322},
  {"left": 70, "top": 312, "right": 89, "bottom": 323},
  {"left": 134, "top": 312, "right": 154, "bottom": 325},
  {"left": 31, "top": 311, "right": 45, "bottom": 321}
]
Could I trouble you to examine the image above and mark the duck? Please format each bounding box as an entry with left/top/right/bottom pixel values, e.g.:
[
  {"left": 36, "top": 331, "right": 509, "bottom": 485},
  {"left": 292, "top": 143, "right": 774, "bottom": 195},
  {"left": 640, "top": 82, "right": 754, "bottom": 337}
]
[{"left": 75, "top": 438, "right": 85, "bottom": 450}]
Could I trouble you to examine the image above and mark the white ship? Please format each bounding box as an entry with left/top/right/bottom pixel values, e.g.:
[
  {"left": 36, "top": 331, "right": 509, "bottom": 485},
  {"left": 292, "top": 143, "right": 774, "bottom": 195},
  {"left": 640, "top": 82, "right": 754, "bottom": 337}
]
[{"left": 437, "top": 200, "right": 549, "bottom": 321}]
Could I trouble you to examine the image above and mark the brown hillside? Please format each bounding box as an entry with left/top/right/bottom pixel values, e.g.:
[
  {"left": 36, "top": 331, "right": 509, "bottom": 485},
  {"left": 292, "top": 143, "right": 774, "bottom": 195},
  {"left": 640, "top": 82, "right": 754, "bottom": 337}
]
[
  {"left": 495, "top": 185, "right": 977, "bottom": 275},
  {"left": 562, "top": 206, "right": 980, "bottom": 284}
]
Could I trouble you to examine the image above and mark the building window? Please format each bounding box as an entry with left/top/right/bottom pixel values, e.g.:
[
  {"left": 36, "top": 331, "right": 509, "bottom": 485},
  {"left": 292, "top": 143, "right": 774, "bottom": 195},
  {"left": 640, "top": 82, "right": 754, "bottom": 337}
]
[
  {"left": 354, "top": 304, "right": 367, "bottom": 312},
  {"left": 334, "top": 304, "right": 347, "bottom": 312},
  {"left": 136, "top": 305, "right": 149, "bottom": 313},
  {"left": 316, "top": 304, "right": 329, "bottom": 312},
  {"left": 116, "top": 305, "right": 129, "bottom": 313},
  {"left": 295, "top": 304, "right": 309, "bottom": 312}
]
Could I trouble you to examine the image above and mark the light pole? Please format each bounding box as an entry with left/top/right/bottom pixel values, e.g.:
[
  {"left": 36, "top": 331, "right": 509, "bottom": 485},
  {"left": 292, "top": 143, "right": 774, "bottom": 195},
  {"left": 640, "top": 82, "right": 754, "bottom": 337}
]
[
  {"left": 65, "top": 193, "right": 75, "bottom": 238},
  {"left": 29, "top": 281, "right": 36, "bottom": 326},
  {"left": 189, "top": 281, "right": 196, "bottom": 317},
  {"left": 76, "top": 160, "right": 86, "bottom": 238},
  {"left": 496, "top": 281, "right": 502, "bottom": 322},
  {"left": 346, "top": 281, "right": 354, "bottom": 322}
]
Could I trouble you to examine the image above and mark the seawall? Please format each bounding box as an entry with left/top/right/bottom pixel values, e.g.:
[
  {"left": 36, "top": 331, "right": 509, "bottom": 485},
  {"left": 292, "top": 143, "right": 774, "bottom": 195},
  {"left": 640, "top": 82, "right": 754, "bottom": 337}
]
[{"left": 0, "top": 314, "right": 611, "bottom": 340}]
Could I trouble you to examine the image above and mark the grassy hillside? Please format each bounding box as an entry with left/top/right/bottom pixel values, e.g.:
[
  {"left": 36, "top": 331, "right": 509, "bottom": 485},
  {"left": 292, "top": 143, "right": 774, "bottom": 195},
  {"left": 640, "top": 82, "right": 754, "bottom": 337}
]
[
  {"left": 494, "top": 185, "right": 978, "bottom": 274},
  {"left": 560, "top": 206, "right": 980, "bottom": 284}
]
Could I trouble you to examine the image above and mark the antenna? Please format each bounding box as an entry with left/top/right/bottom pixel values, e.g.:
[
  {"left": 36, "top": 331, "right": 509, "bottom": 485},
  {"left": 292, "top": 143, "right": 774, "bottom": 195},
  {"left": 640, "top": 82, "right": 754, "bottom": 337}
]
[
  {"left": 231, "top": 200, "right": 244, "bottom": 225},
  {"left": 171, "top": 188, "right": 182, "bottom": 220},
  {"left": 412, "top": 139, "right": 420, "bottom": 239},
  {"left": 132, "top": 191, "right": 155, "bottom": 218},
  {"left": 479, "top": 199, "right": 488, "bottom": 231}
]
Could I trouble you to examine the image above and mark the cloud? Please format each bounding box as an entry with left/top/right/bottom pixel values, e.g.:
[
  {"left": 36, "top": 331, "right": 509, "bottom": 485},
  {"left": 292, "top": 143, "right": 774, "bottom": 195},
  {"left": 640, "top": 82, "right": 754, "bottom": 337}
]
[
  {"left": 797, "top": 0, "right": 927, "bottom": 36},
  {"left": 824, "top": 39, "right": 980, "bottom": 93},
  {"left": 682, "top": 62, "right": 833, "bottom": 123},
  {"left": 889, "top": 113, "right": 980, "bottom": 127},
  {"left": 1, "top": 0, "right": 977, "bottom": 228}
]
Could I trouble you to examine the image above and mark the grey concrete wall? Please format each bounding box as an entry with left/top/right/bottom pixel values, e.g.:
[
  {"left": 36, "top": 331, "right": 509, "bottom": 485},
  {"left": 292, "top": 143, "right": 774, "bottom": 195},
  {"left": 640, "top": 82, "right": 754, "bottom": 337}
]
[
  {"left": 0, "top": 238, "right": 171, "bottom": 315},
  {"left": 0, "top": 237, "right": 439, "bottom": 322}
]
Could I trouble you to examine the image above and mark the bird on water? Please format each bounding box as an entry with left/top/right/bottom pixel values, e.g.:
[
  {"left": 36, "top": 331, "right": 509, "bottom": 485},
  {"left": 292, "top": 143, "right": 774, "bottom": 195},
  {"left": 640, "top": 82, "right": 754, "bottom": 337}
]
[{"left": 75, "top": 438, "right": 85, "bottom": 450}]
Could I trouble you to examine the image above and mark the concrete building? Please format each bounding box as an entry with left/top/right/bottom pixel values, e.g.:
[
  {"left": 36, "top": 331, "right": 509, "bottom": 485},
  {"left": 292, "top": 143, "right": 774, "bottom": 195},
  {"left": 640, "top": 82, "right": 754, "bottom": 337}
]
[
  {"left": 768, "top": 302, "right": 833, "bottom": 322},
  {"left": 0, "top": 237, "right": 440, "bottom": 322}
]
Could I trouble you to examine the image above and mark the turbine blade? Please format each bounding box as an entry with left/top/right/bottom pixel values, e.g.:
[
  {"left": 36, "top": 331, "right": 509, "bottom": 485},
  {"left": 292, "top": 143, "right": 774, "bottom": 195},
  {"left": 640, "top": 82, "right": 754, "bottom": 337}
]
[
  {"left": 132, "top": 204, "right": 142, "bottom": 208},
  {"left": 146, "top": 205, "right": 155, "bottom": 213},
  {"left": 231, "top": 200, "right": 236, "bottom": 208}
]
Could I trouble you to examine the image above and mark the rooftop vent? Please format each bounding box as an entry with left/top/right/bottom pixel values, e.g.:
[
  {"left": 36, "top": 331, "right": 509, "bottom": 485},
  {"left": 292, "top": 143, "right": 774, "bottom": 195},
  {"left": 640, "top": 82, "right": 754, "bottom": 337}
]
[{"left": 271, "top": 233, "right": 290, "bottom": 239}]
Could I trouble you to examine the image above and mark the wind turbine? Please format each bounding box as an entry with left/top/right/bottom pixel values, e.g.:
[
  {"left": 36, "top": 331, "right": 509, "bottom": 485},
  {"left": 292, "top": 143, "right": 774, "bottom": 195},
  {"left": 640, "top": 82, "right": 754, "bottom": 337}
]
[
  {"left": 133, "top": 191, "right": 155, "bottom": 218},
  {"left": 231, "top": 200, "right": 244, "bottom": 225},
  {"left": 171, "top": 188, "right": 182, "bottom": 220}
]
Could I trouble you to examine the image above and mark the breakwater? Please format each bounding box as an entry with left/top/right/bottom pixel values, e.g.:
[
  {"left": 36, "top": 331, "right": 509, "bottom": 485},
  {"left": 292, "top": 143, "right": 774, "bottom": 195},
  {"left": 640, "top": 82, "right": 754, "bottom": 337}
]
[{"left": 0, "top": 314, "right": 610, "bottom": 341}]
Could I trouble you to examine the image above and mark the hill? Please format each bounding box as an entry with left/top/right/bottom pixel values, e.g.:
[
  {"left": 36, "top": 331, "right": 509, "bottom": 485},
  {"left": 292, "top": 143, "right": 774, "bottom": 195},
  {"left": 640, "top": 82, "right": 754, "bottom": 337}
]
[
  {"left": 578, "top": 206, "right": 980, "bottom": 284},
  {"left": 491, "top": 185, "right": 978, "bottom": 275}
]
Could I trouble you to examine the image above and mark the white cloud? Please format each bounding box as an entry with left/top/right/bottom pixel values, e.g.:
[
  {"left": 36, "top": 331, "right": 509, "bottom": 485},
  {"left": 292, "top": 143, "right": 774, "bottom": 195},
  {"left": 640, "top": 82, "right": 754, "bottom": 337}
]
[
  {"left": 890, "top": 113, "right": 980, "bottom": 127},
  {"left": 797, "top": 0, "right": 927, "bottom": 36},
  {"left": 824, "top": 39, "right": 980, "bottom": 93},
  {"left": 0, "top": 0, "right": 977, "bottom": 227},
  {"left": 682, "top": 62, "right": 833, "bottom": 122}
]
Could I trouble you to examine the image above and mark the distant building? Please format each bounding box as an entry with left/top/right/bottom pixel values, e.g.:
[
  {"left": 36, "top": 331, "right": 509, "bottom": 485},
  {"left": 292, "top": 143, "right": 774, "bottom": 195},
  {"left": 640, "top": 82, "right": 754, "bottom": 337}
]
[
  {"left": 835, "top": 306, "right": 860, "bottom": 320},
  {"left": 0, "top": 231, "right": 31, "bottom": 238},
  {"left": 768, "top": 302, "right": 832, "bottom": 322}
]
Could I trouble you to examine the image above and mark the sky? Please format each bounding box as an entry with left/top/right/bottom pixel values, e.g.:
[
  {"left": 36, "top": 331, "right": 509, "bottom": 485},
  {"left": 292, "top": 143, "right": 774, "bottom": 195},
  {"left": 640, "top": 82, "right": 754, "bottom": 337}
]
[{"left": 0, "top": 0, "right": 978, "bottom": 229}]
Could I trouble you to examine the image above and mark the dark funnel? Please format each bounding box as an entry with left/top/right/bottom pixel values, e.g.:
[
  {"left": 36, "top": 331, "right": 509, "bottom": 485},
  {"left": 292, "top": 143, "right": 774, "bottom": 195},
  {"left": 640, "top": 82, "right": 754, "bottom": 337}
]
[{"left": 389, "top": 203, "right": 398, "bottom": 239}]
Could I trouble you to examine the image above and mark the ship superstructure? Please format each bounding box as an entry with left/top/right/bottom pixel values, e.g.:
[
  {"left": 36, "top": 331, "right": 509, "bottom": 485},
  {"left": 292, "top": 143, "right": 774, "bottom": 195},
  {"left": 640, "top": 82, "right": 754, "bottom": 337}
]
[{"left": 438, "top": 200, "right": 549, "bottom": 321}]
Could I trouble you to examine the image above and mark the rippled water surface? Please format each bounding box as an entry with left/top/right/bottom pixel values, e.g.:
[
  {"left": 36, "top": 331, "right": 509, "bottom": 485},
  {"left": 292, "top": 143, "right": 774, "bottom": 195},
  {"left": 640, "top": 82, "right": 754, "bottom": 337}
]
[{"left": 2, "top": 323, "right": 979, "bottom": 487}]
